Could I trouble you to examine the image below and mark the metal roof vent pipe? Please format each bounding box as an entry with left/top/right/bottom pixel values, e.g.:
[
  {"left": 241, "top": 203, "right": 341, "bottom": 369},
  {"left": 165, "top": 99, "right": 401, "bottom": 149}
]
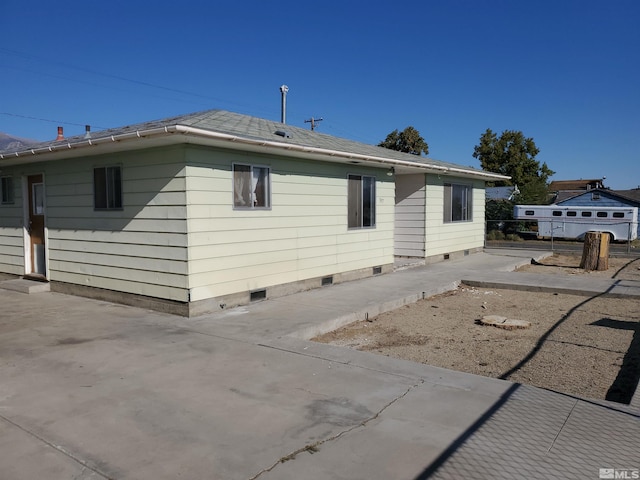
[
  {"left": 84, "top": 125, "right": 91, "bottom": 139},
  {"left": 56, "top": 126, "right": 64, "bottom": 141},
  {"left": 279, "top": 84, "right": 289, "bottom": 124}
]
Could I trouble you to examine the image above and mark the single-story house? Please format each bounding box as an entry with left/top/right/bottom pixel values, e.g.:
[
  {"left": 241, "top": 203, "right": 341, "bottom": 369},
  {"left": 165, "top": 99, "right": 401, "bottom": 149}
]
[
  {"left": 0, "top": 110, "right": 507, "bottom": 315},
  {"left": 556, "top": 187, "right": 640, "bottom": 237}
]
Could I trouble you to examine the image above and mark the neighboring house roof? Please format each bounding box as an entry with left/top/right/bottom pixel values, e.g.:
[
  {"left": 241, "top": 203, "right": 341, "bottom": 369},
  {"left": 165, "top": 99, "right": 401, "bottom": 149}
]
[
  {"left": 548, "top": 179, "right": 605, "bottom": 192},
  {"left": 553, "top": 191, "right": 586, "bottom": 203},
  {"left": 486, "top": 185, "right": 519, "bottom": 201},
  {"left": 613, "top": 189, "right": 640, "bottom": 203},
  {"left": 555, "top": 188, "right": 640, "bottom": 206},
  {"left": 0, "top": 109, "right": 508, "bottom": 181}
]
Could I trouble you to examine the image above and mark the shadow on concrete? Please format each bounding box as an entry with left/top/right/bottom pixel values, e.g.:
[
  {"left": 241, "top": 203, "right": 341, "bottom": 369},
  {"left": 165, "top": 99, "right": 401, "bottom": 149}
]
[
  {"left": 412, "top": 381, "right": 640, "bottom": 479},
  {"left": 413, "top": 383, "right": 521, "bottom": 480}
]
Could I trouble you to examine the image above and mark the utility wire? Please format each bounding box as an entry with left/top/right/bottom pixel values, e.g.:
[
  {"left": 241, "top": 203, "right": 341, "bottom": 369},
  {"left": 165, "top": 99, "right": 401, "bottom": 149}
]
[
  {"left": 0, "top": 112, "right": 108, "bottom": 130},
  {"left": 0, "top": 48, "right": 379, "bottom": 145},
  {"left": 0, "top": 47, "right": 261, "bottom": 110}
]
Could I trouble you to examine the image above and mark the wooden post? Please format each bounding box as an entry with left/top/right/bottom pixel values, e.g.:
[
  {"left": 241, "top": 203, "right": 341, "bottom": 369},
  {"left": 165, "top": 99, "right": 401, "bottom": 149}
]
[{"left": 580, "top": 231, "right": 609, "bottom": 271}]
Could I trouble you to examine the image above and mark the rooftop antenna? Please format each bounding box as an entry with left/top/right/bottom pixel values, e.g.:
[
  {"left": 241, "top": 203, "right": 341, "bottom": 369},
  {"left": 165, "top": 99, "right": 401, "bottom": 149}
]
[
  {"left": 304, "top": 117, "right": 323, "bottom": 131},
  {"left": 279, "top": 85, "right": 289, "bottom": 124}
]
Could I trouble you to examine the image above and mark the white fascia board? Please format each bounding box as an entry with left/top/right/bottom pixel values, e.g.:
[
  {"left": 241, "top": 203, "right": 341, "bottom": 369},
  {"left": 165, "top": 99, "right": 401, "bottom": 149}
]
[{"left": 0, "top": 124, "right": 510, "bottom": 181}]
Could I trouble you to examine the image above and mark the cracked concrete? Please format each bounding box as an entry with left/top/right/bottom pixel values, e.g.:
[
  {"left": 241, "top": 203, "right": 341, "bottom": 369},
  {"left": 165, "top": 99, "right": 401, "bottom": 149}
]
[
  {"left": 1, "top": 249, "right": 639, "bottom": 479},
  {"left": 249, "top": 381, "right": 424, "bottom": 479}
]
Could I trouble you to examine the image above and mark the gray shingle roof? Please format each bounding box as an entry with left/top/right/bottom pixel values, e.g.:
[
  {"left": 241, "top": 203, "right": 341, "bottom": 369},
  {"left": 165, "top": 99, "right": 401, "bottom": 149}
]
[{"left": 0, "top": 109, "right": 486, "bottom": 175}]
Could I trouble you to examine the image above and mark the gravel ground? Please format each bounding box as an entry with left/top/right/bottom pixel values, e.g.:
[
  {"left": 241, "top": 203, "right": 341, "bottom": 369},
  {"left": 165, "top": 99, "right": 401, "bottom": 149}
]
[{"left": 314, "top": 255, "right": 640, "bottom": 404}]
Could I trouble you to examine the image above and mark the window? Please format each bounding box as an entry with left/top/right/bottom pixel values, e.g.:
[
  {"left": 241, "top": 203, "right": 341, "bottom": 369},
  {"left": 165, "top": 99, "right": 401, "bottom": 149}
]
[
  {"left": 592, "top": 193, "right": 600, "bottom": 200},
  {"left": 525, "top": 210, "right": 535, "bottom": 216},
  {"left": 1, "top": 176, "right": 14, "bottom": 204},
  {"left": 552, "top": 210, "right": 562, "bottom": 217},
  {"left": 597, "top": 211, "right": 608, "bottom": 218},
  {"left": 567, "top": 211, "right": 577, "bottom": 217},
  {"left": 613, "top": 212, "right": 625, "bottom": 218},
  {"left": 348, "top": 174, "right": 376, "bottom": 228},
  {"left": 94, "top": 166, "right": 122, "bottom": 210},
  {"left": 233, "top": 164, "right": 270, "bottom": 209},
  {"left": 581, "top": 211, "right": 592, "bottom": 217},
  {"left": 444, "top": 183, "right": 472, "bottom": 222},
  {"left": 32, "top": 183, "right": 44, "bottom": 215}
]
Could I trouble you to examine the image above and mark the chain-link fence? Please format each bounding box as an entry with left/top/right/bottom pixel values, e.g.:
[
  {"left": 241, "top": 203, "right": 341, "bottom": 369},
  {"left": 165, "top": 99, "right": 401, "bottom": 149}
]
[{"left": 485, "top": 219, "right": 639, "bottom": 255}]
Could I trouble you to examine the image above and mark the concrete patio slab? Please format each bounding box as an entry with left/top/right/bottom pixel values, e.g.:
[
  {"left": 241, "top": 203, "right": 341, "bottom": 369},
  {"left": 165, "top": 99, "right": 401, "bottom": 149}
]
[{"left": 0, "top": 249, "right": 638, "bottom": 479}]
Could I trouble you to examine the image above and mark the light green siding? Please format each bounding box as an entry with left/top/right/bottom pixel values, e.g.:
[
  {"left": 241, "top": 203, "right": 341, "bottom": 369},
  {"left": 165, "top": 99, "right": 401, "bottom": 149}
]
[
  {"left": 0, "top": 148, "right": 191, "bottom": 300},
  {"left": 424, "top": 175, "right": 485, "bottom": 257},
  {"left": 395, "top": 174, "right": 426, "bottom": 257},
  {"left": 185, "top": 146, "right": 394, "bottom": 302},
  {"left": 45, "top": 148, "right": 189, "bottom": 301},
  {"left": 0, "top": 169, "right": 24, "bottom": 275},
  {"left": 2, "top": 142, "right": 485, "bottom": 307}
]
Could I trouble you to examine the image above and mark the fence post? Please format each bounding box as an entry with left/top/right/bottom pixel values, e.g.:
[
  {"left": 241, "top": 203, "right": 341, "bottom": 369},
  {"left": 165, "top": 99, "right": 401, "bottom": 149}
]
[
  {"left": 484, "top": 220, "right": 487, "bottom": 249},
  {"left": 551, "top": 220, "right": 554, "bottom": 251}
]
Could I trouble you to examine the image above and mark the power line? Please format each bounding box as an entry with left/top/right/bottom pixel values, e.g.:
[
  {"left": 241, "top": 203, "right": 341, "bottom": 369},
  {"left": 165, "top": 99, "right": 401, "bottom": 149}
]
[
  {"left": 0, "top": 47, "right": 269, "bottom": 114},
  {"left": 4, "top": 64, "right": 210, "bottom": 110},
  {"left": 0, "top": 48, "right": 381, "bottom": 146},
  {"left": 1, "top": 48, "right": 218, "bottom": 102},
  {"left": 0, "top": 112, "right": 108, "bottom": 130}
]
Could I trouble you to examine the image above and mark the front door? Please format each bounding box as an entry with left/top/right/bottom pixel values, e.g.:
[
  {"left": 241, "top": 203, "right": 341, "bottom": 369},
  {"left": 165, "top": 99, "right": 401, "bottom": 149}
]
[{"left": 27, "top": 174, "right": 46, "bottom": 276}]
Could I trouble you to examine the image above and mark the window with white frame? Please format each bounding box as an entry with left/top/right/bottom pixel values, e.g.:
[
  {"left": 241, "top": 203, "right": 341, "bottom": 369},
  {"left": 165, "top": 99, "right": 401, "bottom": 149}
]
[
  {"left": 348, "top": 174, "right": 376, "bottom": 228},
  {"left": 94, "top": 166, "right": 122, "bottom": 210},
  {"left": 1, "top": 176, "right": 14, "bottom": 204},
  {"left": 444, "top": 183, "right": 472, "bottom": 222},
  {"left": 233, "top": 163, "right": 270, "bottom": 209}
]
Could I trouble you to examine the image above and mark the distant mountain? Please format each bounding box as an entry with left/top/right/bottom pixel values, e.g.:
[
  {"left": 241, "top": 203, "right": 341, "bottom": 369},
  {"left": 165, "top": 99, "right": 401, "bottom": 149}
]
[{"left": 0, "top": 132, "right": 39, "bottom": 152}]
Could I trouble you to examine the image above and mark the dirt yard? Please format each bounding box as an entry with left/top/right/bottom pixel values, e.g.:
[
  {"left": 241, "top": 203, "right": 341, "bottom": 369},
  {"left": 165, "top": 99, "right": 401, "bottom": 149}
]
[{"left": 314, "top": 255, "right": 640, "bottom": 404}]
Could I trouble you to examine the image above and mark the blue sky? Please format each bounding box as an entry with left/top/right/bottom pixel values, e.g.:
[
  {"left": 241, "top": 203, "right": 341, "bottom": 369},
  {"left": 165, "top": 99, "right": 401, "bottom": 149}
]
[{"left": 1, "top": 0, "right": 638, "bottom": 189}]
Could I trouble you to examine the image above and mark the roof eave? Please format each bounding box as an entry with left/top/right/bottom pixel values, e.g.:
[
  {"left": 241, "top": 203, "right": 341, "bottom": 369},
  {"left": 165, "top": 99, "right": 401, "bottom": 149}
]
[{"left": 0, "top": 124, "right": 509, "bottom": 181}]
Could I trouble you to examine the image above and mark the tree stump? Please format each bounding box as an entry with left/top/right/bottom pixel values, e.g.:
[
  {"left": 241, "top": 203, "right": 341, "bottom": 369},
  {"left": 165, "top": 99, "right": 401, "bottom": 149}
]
[{"left": 580, "top": 231, "right": 610, "bottom": 271}]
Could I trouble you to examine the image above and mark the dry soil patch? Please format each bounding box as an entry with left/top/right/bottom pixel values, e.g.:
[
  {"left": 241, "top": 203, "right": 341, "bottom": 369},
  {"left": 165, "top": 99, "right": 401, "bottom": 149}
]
[{"left": 314, "top": 255, "right": 640, "bottom": 404}]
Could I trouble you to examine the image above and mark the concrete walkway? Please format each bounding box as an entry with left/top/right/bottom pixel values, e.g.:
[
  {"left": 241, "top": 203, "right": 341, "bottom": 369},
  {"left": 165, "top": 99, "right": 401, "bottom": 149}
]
[{"left": 0, "top": 249, "right": 639, "bottom": 479}]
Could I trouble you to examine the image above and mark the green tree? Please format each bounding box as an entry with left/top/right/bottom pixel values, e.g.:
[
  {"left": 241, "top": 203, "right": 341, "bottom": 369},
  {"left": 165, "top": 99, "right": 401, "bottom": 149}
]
[
  {"left": 473, "top": 128, "right": 554, "bottom": 204},
  {"left": 378, "top": 126, "right": 429, "bottom": 156}
]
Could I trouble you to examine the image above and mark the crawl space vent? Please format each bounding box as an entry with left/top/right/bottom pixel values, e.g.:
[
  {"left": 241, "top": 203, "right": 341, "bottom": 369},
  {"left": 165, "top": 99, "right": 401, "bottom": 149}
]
[{"left": 250, "top": 289, "right": 267, "bottom": 301}]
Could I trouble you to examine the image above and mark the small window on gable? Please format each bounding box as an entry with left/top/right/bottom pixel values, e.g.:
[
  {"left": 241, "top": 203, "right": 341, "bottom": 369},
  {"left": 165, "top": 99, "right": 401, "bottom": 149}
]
[
  {"left": 612, "top": 212, "right": 625, "bottom": 218},
  {"left": 444, "top": 183, "right": 472, "bottom": 223},
  {"left": 1, "top": 176, "right": 14, "bottom": 204},
  {"left": 94, "top": 166, "right": 122, "bottom": 210},
  {"left": 233, "top": 163, "right": 271, "bottom": 209},
  {"left": 592, "top": 193, "right": 600, "bottom": 200},
  {"left": 348, "top": 174, "right": 376, "bottom": 228}
]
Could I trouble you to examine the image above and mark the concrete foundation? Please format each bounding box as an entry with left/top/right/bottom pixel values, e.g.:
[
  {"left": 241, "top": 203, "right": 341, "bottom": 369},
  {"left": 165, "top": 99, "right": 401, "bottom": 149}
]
[{"left": 49, "top": 263, "right": 395, "bottom": 317}]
